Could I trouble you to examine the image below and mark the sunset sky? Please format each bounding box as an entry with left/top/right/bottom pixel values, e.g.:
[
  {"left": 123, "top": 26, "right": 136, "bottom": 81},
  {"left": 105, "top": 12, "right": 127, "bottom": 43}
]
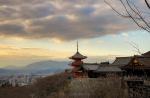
[{"left": 0, "top": 0, "right": 150, "bottom": 68}]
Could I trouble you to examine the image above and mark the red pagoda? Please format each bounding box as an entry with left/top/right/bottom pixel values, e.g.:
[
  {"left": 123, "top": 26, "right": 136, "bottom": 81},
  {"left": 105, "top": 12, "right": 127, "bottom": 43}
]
[{"left": 69, "top": 41, "right": 87, "bottom": 78}]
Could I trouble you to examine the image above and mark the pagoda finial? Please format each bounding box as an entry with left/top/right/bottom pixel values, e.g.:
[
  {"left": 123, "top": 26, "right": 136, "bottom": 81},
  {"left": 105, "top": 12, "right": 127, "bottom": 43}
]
[{"left": 77, "top": 40, "right": 78, "bottom": 52}]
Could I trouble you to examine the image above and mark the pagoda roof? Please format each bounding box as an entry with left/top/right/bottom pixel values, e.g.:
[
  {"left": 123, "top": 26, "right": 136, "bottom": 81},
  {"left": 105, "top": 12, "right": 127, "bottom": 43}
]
[{"left": 69, "top": 52, "right": 87, "bottom": 59}]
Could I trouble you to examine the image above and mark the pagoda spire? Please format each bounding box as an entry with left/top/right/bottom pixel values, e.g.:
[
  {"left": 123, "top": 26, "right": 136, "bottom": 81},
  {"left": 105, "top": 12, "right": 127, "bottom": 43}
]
[
  {"left": 69, "top": 41, "right": 87, "bottom": 60},
  {"left": 77, "top": 41, "right": 78, "bottom": 52}
]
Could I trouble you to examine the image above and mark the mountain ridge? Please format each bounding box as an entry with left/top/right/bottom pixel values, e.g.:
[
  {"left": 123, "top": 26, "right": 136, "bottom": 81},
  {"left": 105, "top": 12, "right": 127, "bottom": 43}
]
[{"left": 0, "top": 60, "right": 70, "bottom": 75}]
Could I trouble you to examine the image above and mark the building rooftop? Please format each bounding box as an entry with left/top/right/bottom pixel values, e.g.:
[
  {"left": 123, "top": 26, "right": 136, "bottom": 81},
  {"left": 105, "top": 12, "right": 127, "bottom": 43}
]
[
  {"left": 69, "top": 52, "right": 87, "bottom": 59},
  {"left": 82, "top": 64, "right": 99, "bottom": 71},
  {"left": 111, "top": 57, "right": 132, "bottom": 67},
  {"left": 142, "top": 51, "right": 150, "bottom": 57},
  {"left": 112, "top": 51, "right": 150, "bottom": 69},
  {"left": 95, "top": 66, "right": 122, "bottom": 73},
  {"left": 82, "top": 63, "right": 122, "bottom": 73}
]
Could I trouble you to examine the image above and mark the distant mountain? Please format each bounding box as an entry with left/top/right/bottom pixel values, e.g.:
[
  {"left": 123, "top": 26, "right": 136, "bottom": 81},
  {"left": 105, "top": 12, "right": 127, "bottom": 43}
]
[
  {"left": 0, "top": 68, "right": 19, "bottom": 76},
  {"left": 25, "top": 60, "right": 68, "bottom": 70},
  {"left": 23, "top": 60, "right": 70, "bottom": 75},
  {"left": 0, "top": 69, "right": 11, "bottom": 74},
  {"left": 0, "top": 60, "right": 70, "bottom": 76}
]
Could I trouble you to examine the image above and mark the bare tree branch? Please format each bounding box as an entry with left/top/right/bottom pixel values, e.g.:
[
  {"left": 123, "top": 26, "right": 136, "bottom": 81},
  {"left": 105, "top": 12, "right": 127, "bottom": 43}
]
[
  {"left": 125, "top": 0, "right": 150, "bottom": 32},
  {"left": 104, "top": 0, "right": 129, "bottom": 18},
  {"left": 145, "top": 0, "right": 150, "bottom": 9},
  {"left": 127, "top": 41, "right": 142, "bottom": 55},
  {"left": 105, "top": 0, "right": 150, "bottom": 32}
]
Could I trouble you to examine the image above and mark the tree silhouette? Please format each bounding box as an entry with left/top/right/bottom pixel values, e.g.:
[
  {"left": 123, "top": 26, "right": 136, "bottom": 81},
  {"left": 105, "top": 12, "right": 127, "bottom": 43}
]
[{"left": 105, "top": 0, "right": 150, "bottom": 32}]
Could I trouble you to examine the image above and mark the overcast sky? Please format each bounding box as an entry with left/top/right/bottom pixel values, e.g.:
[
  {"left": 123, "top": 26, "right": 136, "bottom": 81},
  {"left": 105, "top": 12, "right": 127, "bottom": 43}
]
[{"left": 0, "top": 0, "right": 150, "bottom": 68}]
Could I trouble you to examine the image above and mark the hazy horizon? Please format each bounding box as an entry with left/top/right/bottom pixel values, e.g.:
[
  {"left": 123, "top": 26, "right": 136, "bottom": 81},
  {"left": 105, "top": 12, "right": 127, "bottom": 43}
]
[{"left": 0, "top": 0, "right": 150, "bottom": 68}]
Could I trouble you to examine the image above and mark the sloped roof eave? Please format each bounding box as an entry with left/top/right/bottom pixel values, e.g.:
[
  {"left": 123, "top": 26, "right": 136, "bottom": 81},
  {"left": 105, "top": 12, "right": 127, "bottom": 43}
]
[{"left": 69, "top": 52, "right": 87, "bottom": 59}]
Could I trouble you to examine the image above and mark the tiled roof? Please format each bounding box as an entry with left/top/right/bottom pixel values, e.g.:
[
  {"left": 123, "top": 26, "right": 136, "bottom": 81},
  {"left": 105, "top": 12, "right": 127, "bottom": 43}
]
[
  {"left": 142, "top": 51, "right": 150, "bottom": 57},
  {"left": 69, "top": 52, "right": 87, "bottom": 59},
  {"left": 82, "top": 64, "right": 99, "bottom": 71},
  {"left": 95, "top": 66, "right": 122, "bottom": 72},
  {"left": 112, "top": 57, "right": 132, "bottom": 66},
  {"left": 82, "top": 64, "right": 122, "bottom": 72}
]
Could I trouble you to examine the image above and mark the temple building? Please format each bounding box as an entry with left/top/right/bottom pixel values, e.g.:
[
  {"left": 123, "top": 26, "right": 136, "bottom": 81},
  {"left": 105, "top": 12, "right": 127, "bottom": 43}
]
[
  {"left": 82, "top": 62, "right": 123, "bottom": 78},
  {"left": 69, "top": 42, "right": 150, "bottom": 78},
  {"left": 112, "top": 51, "right": 150, "bottom": 77},
  {"left": 69, "top": 42, "right": 123, "bottom": 78}
]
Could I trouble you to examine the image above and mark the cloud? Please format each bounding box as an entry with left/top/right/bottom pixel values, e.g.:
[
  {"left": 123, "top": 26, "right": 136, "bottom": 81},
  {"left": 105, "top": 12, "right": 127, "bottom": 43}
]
[
  {"left": 0, "top": 23, "right": 27, "bottom": 37},
  {"left": 0, "top": 0, "right": 44, "bottom": 6},
  {"left": 0, "top": 0, "right": 138, "bottom": 40},
  {"left": 0, "top": 44, "right": 70, "bottom": 58},
  {"left": 19, "top": 3, "right": 55, "bottom": 19},
  {"left": 0, "top": 44, "right": 72, "bottom": 67}
]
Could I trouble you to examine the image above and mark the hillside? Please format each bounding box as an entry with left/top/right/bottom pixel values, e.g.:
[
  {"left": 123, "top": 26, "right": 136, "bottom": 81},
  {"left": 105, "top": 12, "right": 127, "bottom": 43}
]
[
  {"left": 0, "top": 72, "right": 128, "bottom": 98},
  {"left": 0, "top": 72, "right": 71, "bottom": 98}
]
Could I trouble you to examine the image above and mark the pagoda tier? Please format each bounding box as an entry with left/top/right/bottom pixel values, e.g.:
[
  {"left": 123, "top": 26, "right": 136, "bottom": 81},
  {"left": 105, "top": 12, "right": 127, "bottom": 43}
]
[
  {"left": 69, "top": 52, "right": 87, "bottom": 60},
  {"left": 71, "top": 60, "right": 83, "bottom": 67}
]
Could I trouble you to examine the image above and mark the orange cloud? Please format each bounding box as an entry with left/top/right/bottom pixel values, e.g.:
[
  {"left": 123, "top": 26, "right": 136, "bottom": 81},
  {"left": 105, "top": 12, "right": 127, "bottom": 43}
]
[
  {"left": 0, "top": 44, "right": 71, "bottom": 67},
  {"left": 0, "top": 45, "right": 70, "bottom": 58}
]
